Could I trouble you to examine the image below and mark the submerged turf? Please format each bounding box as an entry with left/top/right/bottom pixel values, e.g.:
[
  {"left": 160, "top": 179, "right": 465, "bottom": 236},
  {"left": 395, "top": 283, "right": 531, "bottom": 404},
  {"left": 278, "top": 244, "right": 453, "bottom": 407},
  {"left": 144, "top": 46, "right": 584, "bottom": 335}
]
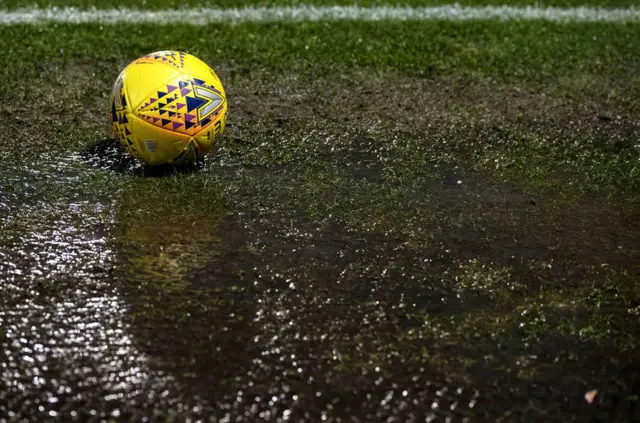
[{"left": 1, "top": 9, "right": 639, "bottom": 423}]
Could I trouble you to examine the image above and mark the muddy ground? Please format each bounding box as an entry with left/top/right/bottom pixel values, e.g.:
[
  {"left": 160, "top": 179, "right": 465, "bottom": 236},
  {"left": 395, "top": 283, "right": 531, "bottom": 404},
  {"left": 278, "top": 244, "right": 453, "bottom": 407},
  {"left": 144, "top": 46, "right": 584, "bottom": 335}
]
[{"left": 1, "top": 64, "right": 639, "bottom": 422}]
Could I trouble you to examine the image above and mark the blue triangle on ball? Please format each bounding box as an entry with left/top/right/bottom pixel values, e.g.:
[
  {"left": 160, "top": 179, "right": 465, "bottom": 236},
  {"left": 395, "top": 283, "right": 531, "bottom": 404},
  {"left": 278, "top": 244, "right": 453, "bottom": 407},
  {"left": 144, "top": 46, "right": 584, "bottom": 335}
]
[{"left": 186, "top": 96, "right": 206, "bottom": 112}]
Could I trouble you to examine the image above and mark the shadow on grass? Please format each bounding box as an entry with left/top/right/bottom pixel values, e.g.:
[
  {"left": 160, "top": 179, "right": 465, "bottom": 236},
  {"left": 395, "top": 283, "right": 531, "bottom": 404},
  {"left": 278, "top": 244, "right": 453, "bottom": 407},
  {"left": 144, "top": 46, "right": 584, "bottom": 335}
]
[{"left": 81, "top": 138, "right": 204, "bottom": 177}]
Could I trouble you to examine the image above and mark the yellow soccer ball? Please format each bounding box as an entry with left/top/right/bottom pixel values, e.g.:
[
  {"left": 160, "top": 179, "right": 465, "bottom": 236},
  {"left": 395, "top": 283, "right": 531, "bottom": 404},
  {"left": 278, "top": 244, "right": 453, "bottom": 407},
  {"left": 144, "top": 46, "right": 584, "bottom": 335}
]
[{"left": 110, "top": 51, "right": 227, "bottom": 166}]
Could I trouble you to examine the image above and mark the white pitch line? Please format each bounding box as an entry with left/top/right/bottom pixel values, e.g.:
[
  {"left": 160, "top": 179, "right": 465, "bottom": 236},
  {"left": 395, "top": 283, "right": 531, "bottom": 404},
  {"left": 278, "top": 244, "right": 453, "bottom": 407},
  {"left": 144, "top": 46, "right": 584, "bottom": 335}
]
[{"left": 0, "top": 5, "right": 638, "bottom": 25}]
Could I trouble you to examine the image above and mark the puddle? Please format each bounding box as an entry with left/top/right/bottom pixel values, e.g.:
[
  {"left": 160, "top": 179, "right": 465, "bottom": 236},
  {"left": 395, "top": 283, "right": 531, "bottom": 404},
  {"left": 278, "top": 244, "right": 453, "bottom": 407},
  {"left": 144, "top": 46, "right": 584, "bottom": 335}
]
[
  {"left": 1, "top": 71, "right": 639, "bottom": 421},
  {"left": 0, "top": 155, "right": 198, "bottom": 421}
]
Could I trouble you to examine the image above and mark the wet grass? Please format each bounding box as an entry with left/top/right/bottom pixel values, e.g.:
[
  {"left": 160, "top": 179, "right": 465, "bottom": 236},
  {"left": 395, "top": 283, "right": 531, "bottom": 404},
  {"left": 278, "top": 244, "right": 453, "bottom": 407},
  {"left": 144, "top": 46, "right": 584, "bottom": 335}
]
[
  {"left": 2, "top": 0, "right": 639, "bottom": 9},
  {"left": 1, "top": 11, "right": 640, "bottom": 423},
  {"left": 1, "top": 20, "right": 639, "bottom": 92}
]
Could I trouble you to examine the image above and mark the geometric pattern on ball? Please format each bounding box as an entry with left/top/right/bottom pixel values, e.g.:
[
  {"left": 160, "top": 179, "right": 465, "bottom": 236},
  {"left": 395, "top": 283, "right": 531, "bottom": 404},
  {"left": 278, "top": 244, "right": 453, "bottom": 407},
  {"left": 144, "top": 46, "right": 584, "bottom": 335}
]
[
  {"left": 135, "top": 78, "right": 225, "bottom": 136},
  {"left": 110, "top": 50, "right": 228, "bottom": 166}
]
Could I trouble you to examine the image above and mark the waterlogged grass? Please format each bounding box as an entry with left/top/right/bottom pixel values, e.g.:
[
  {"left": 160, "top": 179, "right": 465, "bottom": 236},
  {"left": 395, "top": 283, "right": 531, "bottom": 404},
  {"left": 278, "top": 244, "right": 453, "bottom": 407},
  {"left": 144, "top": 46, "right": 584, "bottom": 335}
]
[
  {"left": 2, "top": 116, "right": 640, "bottom": 421},
  {"left": 448, "top": 262, "right": 640, "bottom": 351},
  {"left": 485, "top": 140, "right": 640, "bottom": 193},
  {"left": 413, "top": 124, "right": 640, "bottom": 194},
  {"left": 108, "top": 167, "right": 229, "bottom": 292},
  {"left": 324, "top": 260, "right": 640, "bottom": 374}
]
